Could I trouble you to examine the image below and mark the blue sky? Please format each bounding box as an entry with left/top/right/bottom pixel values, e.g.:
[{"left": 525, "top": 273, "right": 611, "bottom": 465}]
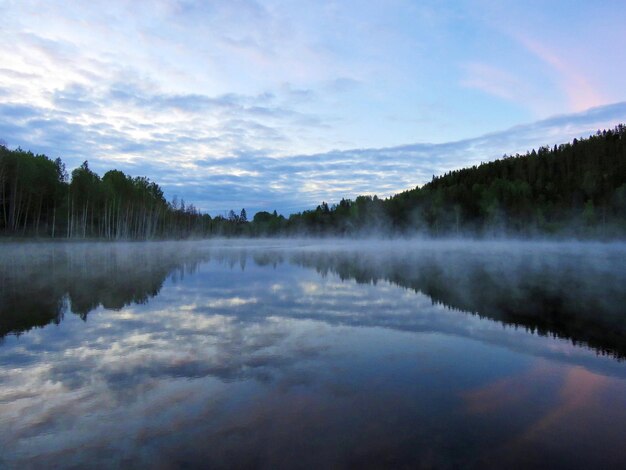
[{"left": 1, "top": 0, "right": 625, "bottom": 214}]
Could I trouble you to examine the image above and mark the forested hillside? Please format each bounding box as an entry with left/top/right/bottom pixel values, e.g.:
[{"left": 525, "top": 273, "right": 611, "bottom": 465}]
[
  {"left": 2, "top": 125, "right": 625, "bottom": 239},
  {"left": 282, "top": 125, "right": 626, "bottom": 237}
]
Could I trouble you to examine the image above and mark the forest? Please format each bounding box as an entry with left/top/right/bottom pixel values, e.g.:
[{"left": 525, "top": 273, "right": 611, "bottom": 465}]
[
  {"left": 0, "top": 147, "right": 220, "bottom": 238},
  {"left": 281, "top": 124, "right": 626, "bottom": 237},
  {"left": 1, "top": 125, "right": 625, "bottom": 238}
]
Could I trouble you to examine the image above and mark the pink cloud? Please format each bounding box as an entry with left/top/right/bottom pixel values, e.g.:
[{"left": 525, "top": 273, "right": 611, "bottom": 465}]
[{"left": 514, "top": 33, "right": 605, "bottom": 112}]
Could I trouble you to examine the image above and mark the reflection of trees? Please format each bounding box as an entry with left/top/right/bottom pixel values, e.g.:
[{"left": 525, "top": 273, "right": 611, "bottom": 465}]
[
  {"left": 3, "top": 242, "right": 625, "bottom": 360},
  {"left": 289, "top": 248, "right": 626, "bottom": 359},
  {"left": 0, "top": 287, "right": 66, "bottom": 338},
  {"left": 0, "top": 243, "right": 208, "bottom": 338}
]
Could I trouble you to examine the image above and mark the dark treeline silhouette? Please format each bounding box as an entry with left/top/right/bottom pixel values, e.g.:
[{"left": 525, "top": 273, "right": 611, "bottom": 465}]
[
  {"left": 2, "top": 125, "right": 625, "bottom": 238},
  {"left": 188, "top": 125, "right": 626, "bottom": 238},
  {"left": 280, "top": 125, "right": 626, "bottom": 236},
  {"left": 0, "top": 147, "right": 218, "bottom": 238}
]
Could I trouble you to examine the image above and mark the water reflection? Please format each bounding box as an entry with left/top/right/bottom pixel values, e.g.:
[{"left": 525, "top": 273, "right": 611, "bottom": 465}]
[
  {"left": 288, "top": 243, "right": 626, "bottom": 359},
  {"left": 0, "top": 240, "right": 625, "bottom": 468},
  {"left": 0, "top": 242, "right": 208, "bottom": 338},
  {"left": 2, "top": 241, "right": 625, "bottom": 359}
]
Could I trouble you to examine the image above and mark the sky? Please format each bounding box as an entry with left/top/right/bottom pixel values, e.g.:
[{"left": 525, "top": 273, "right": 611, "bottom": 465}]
[{"left": 0, "top": 0, "right": 625, "bottom": 215}]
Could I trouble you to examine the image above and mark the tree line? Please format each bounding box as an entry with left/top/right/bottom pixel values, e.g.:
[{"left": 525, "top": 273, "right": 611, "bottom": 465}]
[
  {"left": 0, "top": 146, "right": 220, "bottom": 238},
  {"left": 2, "top": 125, "right": 625, "bottom": 238},
  {"left": 276, "top": 125, "right": 626, "bottom": 237}
]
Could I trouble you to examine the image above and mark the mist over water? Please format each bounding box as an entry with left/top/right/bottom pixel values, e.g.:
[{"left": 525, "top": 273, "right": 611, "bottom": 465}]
[{"left": 1, "top": 240, "right": 625, "bottom": 468}]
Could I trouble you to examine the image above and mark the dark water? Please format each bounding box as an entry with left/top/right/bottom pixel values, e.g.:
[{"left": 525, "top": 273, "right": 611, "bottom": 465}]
[{"left": 1, "top": 240, "right": 625, "bottom": 469}]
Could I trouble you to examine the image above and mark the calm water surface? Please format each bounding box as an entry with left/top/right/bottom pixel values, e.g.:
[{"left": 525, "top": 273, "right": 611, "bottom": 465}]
[{"left": 0, "top": 240, "right": 625, "bottom": 469}]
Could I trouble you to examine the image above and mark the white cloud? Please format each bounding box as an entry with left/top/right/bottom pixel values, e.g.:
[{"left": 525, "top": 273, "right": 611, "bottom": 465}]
[{"left": 1, "top": 0, "right": 625, "bottom": 214}]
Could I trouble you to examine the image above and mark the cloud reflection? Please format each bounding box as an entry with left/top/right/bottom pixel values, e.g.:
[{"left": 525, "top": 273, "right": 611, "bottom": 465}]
[{"left": 1, "top": 241, "right": 626, "bottom": 467}]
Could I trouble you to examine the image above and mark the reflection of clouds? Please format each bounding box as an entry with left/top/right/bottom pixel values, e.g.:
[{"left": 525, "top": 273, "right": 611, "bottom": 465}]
[
  {"left": 2, "top": 241, "right": 626, "bottom": 376},
  {"left": 0, "top": 307, "right": 339, "bottom": 466},
  {"left": 51, "top": 313, "right": 322, "bottom": 389},
  {"left": 283, "top": 241, "right": 626, "bottom": 360},
  {"left": 206, "top": 297, "right": 258, "bottom": 308},
  {"left": 463, "top": 362, "right": 626, "bottom": 468},
  {"left": 270, "top": 283, "right": 284, "bottom": 293},
  {"left": 1, "top": 242, "right": 626, "bottom": 467},
  {"left": 299, "top": 281, "right": 320, "bottom": 294},
  {"left": 516, "top": 366, "right": 611, "bottom": 441},
  {"left": 462, "top": 361, "right": 556, "bottom": 414},
  {"left": 179, "top": 297, "right": 259, "bottom": 311}
]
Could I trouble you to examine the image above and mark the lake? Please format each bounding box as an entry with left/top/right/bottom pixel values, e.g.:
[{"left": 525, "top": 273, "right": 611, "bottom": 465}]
[{"left": 1, "top": 240, "right": 625, "bottom": 469}]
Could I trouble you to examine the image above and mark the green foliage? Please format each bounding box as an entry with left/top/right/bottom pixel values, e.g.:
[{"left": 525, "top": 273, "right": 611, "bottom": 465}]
[
  {"left": 0, "top": 148, "right": 214, "bottom": 239},
  {"left": 279, "top": 125, "right": 626, "bottom": 237},
  {"left": 1, "top": 125, "right": 625, "bottom": 239}
]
